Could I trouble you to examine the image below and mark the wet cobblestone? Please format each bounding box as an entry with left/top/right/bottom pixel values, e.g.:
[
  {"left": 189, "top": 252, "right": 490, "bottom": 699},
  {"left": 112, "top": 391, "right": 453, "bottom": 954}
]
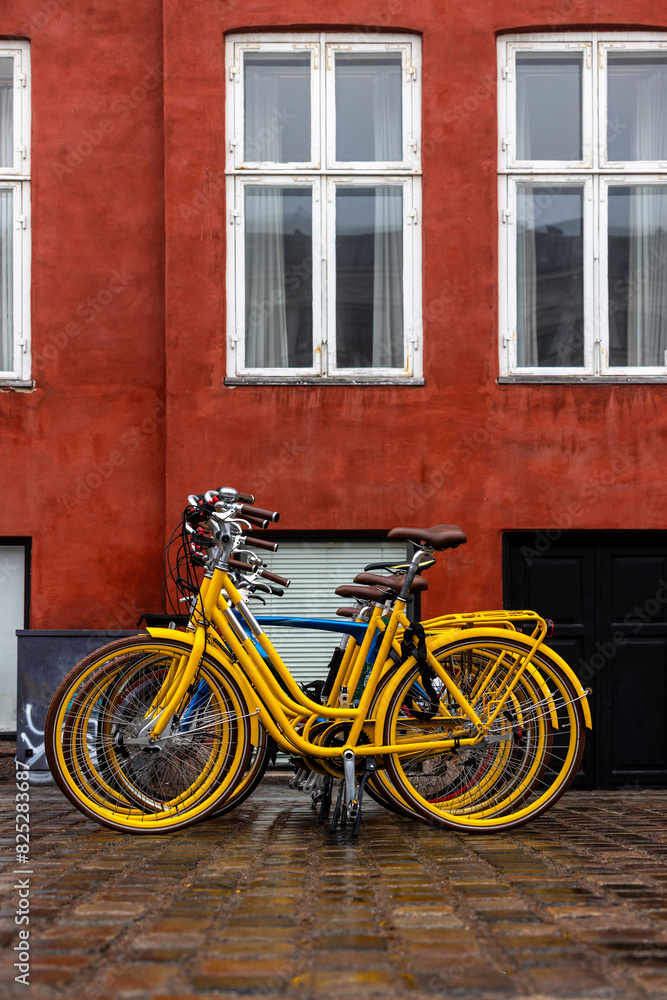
[{"left": 2, "top": 782, "right": 667, "bottom": 997}]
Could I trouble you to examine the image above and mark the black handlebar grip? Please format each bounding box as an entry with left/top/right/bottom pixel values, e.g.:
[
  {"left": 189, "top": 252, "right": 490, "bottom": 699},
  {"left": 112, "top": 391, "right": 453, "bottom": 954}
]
[
  {"left": 228, "top": 557, "right": 255, "bottom": 572},
  {"left": 240, "top": 504, "right": 280, "bottom": 523},
  {"left": 227, "top": 558, "right": 289, "bottom": 588},
  {"left": 242, "top": 513, "right": 270, "bottom": 529},
  {"left": 245, "top": 537, "right": 278, "bottom": 553},
  {"left": 260, "top": 567, "right": 290, "bottom": 588}
]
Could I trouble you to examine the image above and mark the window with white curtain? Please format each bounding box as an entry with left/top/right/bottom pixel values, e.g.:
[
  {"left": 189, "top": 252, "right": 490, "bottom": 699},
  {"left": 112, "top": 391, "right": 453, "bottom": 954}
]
[
  {"left": 0, "top": 43, "right": 30, "bottom": 386},
  {"left": 225, "top": 34, "right": 422, "bottom": 382},
  {"left": 498, "top": 33, "right": 667, "bottom": 379}
]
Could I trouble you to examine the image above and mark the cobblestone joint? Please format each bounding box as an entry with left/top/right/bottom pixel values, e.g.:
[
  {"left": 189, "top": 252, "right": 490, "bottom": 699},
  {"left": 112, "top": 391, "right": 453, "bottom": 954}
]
[{"left": 2, "top": 787, "right": 667, "bottom": 998}]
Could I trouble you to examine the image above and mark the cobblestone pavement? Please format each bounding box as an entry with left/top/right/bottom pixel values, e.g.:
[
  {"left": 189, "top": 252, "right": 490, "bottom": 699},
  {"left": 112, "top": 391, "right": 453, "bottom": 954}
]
[{"left": 2, "top": 781, "right": 667, "bottom": 1000}]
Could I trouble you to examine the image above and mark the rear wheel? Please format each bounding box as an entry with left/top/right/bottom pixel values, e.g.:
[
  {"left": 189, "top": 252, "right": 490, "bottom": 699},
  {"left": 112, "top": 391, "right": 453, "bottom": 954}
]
[{"left": 381, "top": 635, "right": 586, "bottom": 831}]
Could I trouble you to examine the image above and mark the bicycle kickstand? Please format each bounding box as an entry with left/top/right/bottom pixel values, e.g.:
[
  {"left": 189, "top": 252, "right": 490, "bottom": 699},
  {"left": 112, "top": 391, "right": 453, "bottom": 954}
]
[
  {"left": 318, "top": 775, "right": 333, "bottom": 825},
  {"left": 352, "top": 756, "right": 377, "bottom": 838},
  {"left": 330, "top": 778, "right": 345, "bottom": 833},
  {"left": 330, "top": 748, "right": 357, "bottom": 833}
]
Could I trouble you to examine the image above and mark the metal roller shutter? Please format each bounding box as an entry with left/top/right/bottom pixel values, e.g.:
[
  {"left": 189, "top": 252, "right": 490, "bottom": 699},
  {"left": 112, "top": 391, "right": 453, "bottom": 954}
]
[{"left": 251, "top": 539, "right": 406, "bottom": 687}]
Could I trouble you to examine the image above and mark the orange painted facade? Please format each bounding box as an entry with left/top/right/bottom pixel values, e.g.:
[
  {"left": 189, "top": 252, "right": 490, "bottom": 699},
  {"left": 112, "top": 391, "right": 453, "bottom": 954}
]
[{"left": 2, "top": 0, "right": 666, "bottom": 629}]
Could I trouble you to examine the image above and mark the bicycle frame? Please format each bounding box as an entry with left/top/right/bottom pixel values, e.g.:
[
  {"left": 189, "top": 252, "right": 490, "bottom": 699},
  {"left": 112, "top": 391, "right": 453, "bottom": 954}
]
[
  {"left": 45, "top": 488, "right": 594, "bottom": 837},
  {"left": 140, "top": 562, "right": 590, "bottom": 762}
]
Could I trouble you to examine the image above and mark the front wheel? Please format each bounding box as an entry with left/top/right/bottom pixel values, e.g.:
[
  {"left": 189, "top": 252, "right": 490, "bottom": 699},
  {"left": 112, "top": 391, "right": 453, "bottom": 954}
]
[{"left": 45, "top": 636, "right": 252, "bottom": 833}]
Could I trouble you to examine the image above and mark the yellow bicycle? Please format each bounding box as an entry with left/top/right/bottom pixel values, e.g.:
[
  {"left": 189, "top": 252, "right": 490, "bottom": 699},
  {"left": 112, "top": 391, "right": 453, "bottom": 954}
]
[{"left": 45, "top": 487, "right": 591, "bottom": 834}]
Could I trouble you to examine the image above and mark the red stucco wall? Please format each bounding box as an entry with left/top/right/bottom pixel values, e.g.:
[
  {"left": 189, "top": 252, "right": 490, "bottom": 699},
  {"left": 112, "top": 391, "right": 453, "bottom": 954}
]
[
  {"left": 1, "top": 0, "right": 166, "bottom": 628},
  {"left": 162, "top": 0, "right": 667, "bottom": 617},
  {"left": 1, "top": 0, "right": 666, "bottom": 628}
]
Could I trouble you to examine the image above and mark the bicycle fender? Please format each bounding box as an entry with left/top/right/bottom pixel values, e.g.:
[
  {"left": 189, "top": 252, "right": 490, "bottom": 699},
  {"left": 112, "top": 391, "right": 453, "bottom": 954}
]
[
  {"left": 145, "top": 626, "right": 262, "bottom": 743},
  {"left": 425, "top": 627, "right": 592, "bottom": 730}
]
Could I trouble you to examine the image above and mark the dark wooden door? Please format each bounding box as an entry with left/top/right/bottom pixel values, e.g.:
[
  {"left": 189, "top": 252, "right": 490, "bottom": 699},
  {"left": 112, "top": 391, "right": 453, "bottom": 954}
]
[{"left": 504, "top": 532, "right": 667, "bottom": 789}]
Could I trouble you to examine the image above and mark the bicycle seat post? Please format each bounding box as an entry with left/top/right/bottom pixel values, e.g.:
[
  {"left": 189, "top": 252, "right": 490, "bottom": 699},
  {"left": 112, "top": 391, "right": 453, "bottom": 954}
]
[{"left": 398, "top": 546, "right": 430, "bottom": 602}]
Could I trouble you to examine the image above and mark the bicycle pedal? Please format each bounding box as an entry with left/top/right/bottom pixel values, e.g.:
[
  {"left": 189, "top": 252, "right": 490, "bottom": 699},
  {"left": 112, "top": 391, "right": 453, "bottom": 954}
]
[{"left": 288, "top": 767, "right": 308, "bottom": 790}]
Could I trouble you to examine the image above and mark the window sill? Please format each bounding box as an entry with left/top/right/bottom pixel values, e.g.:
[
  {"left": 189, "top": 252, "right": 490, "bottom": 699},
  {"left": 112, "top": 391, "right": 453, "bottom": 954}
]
[
  {"left": 0, "top": 380, "right": 35, "bottom": 391},
  {"left": 498, "top": 375, "right": 667, "bottom": 385},
  {"left": 224, "top": 376, "right": 425, "bottom": 387}
]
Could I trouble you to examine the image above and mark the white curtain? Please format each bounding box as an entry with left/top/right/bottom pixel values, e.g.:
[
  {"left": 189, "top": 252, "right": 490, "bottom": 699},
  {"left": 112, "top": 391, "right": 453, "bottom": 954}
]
[
  {"left": 0, "top": 77, "right": 11, "bottom": 167},
  {"left": 0, "top": 190, "right": 12, "bottom": 372},
  {"left": 516, "top": 75, "right": 532, "bottom": 161},
  {"left": 244, "top": 69, "right": 288, "bottom": 367},
  {"left": 372, "top": 64, "right": 401, "bottom": 162},
  {"left": 627, "top": 187, "right": 667, "bottom": 366},
  {"left": 517, "top": 189, "right": 538, "bottom": 366},
  {"left": 371, "top": 67, "right": 403, "bottom": 367},
  {"left": 245, "top": 188, "right": 288, "bottom": 368},
  {"left": 516, "top": 79, "right": 538, "bottom": 365},
  {"left": 373, "top": 189, "right": 403, "bottom": 366},
  {"left": 245, "top": 65, "right": 282, "bottom": 163},
  {"left": 626, "top": 69, "right": 667, "bottom": 366},
  {"left": 0, "top": 77, "right": 12, "bottom": 372}
]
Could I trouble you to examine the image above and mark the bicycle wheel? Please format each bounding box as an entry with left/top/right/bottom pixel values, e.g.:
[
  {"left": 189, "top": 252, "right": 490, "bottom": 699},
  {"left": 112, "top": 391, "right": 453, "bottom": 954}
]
[
  {"left": 381, "top": 635, "right": 586, "bottom": 831},
  {"left": 45, "top": 637, "right": 252, "bottom": 833},
  {"left": 211, "top": 723, "right": 273, "bottom": 817},
  {"left": 383, "top": 663, "right": 550, "bottom": 817},
  {"left": 364, "top": 646, "right": 546, "bottom": 821}
]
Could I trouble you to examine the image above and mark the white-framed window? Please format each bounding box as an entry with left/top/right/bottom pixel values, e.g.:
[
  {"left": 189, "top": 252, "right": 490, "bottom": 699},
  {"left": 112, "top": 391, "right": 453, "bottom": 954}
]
[
  {"left": 0, "top": 42, "right": 30, "bottom": 387},
  {"left": 225, "top": 33, "right": 422, "bottom": 383},
  {"left": 499, "top": 33, "right": 667, "bottom": 380},
  {"left": 0, "top": 542, "right": 28, "bottom": 732}
]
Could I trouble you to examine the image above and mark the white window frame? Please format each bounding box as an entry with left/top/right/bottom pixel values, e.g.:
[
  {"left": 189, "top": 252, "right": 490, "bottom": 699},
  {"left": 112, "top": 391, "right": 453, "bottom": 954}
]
[
  {"left": 498, "top": 32, "right": 667, "bottom": 381},
  {"left": 0, "top": 43, "right": 31, "bottom": 387},
  {"left": 225, "top": 32, "right": 422, "bottom": 384}
]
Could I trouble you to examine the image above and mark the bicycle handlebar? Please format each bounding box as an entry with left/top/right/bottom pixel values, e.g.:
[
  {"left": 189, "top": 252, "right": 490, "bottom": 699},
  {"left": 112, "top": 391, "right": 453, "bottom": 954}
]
[
  {"left": 240, "top": 504, "right": 280, "bottom": 523},
  {"left": 242, "top": 513, "right": 271, "bottom": 529},
  {"left": 182, "top": 488, "right": 287, "bottom": 586},
  {"left": 243, "top": 536, "right": 278, "bottom": 553},
  {"left": 259, "top": 567, "right": 290, "bottom": 588},
  {"left": 228, "top": 557, "right": 291, "bottom": 589},
  {"left": 192, "top": 534, "right": 216, "bottom": 549}
]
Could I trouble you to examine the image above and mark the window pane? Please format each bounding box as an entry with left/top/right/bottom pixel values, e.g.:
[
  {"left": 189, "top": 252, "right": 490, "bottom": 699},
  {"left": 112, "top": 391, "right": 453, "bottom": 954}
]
[
  {"left": 0, "top": 546, "right": 24, "bottom": 730},
  {"left": 0, "top": 188, "right": 13, "bottom": 371},
  {"left": 516, "top": 186, "right": 584, "bottom": 367},
  {"left": 516, "top": 53, "right": 582, "bottom": 160},
  {"left": 244, "top": 187, "right": 312, "bottom": 368},
  {"left": 607, "top": 53, "right": 667, "bottom": 161},
  {"left": 335, "top": 54, "right": 402, "bottom": 161},
  {"left": 0, "top": 58, "right": 12, "bottom": 169},
  {"left": 608, "top": 186, "right": 667, "bottom": 367},
  {"left": 336, "top": 187, "right": 403, "bottom": 368},
  {"left": 244, "top": 54, "right": 310, "bottom": 162}
]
